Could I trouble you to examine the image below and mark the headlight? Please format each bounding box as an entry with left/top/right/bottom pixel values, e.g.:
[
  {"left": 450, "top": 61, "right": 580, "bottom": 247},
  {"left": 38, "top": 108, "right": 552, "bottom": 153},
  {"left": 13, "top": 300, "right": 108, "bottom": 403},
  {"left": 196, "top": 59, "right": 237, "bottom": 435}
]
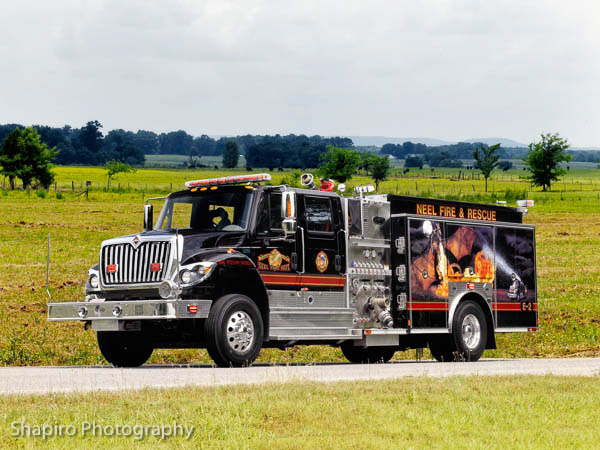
[
  {"left": 178, "top": 262, "right": 216, "bottom": 286},
  {"left": 180, "top": 269, "right": 193, "bottom": 284},
  {"left": 89, "top": 274, "right": 99, "bottom": 289}
]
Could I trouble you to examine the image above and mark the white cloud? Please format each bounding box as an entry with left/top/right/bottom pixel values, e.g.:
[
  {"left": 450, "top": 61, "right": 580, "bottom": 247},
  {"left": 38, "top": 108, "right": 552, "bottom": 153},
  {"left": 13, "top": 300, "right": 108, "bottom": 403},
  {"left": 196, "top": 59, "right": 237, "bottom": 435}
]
[{"left": 0, "top": 0, "right": 599, "bottom": 145}]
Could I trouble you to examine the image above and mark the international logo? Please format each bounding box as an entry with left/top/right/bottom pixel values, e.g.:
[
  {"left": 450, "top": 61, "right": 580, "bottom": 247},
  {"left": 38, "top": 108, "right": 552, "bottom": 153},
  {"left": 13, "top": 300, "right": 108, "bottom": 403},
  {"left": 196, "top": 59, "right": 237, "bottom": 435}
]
[
  {"left": 315, "top": 251, "right": 329, "bottom": 273},
  {"left": 258, "top": 249, "right": 291, "bottom": 272},
  {"left": 131, "top": 235, "right": 141, "bottom": 249}
]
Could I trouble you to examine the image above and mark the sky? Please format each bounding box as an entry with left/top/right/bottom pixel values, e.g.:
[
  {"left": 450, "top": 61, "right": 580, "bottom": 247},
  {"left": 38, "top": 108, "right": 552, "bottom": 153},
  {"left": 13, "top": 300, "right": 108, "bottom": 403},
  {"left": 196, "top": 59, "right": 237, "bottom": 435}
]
[{"left": 1, "top": 0, "right": 599, "bottom": 146}]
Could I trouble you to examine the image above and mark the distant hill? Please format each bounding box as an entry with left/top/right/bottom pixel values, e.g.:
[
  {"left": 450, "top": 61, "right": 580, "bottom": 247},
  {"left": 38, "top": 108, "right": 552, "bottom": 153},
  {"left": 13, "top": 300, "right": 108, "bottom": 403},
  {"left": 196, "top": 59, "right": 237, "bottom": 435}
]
[
  {"left": 571, "top": 146, "right": 600, "bottom": 151},
  {"left": 349, "top": 136, "right": 529, "bottom": 147},
  {"left": 463, "top": 137, "right": 527, "bottom": 147},
  {"left": 349, "top": 136, "right": 454, "bottom": 147}
]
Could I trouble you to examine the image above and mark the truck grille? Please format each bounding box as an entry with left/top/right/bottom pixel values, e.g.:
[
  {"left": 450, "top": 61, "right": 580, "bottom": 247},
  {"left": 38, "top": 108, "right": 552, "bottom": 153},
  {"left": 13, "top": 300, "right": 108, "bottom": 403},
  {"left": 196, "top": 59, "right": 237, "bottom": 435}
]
[{"left": 101, "top": 241, "right": 171, "bottom": 285}]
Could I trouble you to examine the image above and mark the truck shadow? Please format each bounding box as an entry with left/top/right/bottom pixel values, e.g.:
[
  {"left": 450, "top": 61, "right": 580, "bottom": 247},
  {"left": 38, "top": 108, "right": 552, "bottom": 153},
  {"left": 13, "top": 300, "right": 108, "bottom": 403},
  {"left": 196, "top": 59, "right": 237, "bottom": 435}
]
[{"left": 53, "top": 359, "right": 505, "bottom": 369}]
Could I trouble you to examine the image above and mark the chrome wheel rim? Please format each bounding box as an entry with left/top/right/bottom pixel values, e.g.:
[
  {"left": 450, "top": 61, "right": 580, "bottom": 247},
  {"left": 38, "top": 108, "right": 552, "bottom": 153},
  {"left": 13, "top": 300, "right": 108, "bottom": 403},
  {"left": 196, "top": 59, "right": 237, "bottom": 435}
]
[
  {"left": 461, "top": 314, "right": 481, "bottom": 350},
  {"left": 226, "top": 311, "right": 255, "bottom": 353}
]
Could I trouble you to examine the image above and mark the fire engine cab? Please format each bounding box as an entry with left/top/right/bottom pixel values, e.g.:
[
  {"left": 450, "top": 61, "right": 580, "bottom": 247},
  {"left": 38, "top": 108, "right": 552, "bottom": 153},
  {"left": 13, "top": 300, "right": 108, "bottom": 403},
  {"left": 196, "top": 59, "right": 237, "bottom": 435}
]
[{"left": 48, "top": 173, "right": 537, "bottom": 367}]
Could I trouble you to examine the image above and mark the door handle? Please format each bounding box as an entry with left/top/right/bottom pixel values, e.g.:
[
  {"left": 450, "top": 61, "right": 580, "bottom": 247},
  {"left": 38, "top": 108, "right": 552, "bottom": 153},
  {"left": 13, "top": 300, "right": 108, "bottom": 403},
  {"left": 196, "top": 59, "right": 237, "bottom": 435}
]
[
  {"left": 291, "top": 252, "right": 297, "bottom": 271},
  {"left": 335, "top": 254, "right": 341, "bottom": 272}
]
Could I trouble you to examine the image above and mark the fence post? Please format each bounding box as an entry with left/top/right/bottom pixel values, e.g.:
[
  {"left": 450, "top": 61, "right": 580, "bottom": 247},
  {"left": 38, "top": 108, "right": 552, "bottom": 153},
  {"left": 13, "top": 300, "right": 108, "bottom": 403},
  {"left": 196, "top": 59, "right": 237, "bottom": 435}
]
[{"left": 71, "top": 181, "right": 74, "bottom": 192}]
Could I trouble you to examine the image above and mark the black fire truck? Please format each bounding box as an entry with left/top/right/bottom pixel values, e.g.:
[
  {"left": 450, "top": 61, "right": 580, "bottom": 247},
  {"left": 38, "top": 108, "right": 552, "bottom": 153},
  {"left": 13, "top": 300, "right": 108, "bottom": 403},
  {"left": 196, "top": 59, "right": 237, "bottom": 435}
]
[{"left": 48, "top": 173, "right": 537, "bottom": 367}]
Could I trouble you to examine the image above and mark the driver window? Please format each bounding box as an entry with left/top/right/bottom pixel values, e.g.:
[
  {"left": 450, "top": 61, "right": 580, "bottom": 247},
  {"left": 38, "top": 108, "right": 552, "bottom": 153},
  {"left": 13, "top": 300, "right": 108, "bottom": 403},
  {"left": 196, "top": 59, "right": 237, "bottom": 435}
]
[
  {"left": 257, "top": 192, "right": 283, "bottom": 235},
  {"left": 270, "top": 193, "right": 283, "bottom": 229},
  {"left": 256, "top": 197, "right": 269, "bottom": 235}
]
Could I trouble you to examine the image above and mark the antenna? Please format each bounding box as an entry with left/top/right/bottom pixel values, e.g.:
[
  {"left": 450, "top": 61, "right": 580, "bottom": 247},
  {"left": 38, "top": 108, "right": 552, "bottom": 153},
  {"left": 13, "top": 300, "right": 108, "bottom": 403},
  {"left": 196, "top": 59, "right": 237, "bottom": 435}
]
[{"left": 46, "top": 233, "right": 52, "bottom": 301}]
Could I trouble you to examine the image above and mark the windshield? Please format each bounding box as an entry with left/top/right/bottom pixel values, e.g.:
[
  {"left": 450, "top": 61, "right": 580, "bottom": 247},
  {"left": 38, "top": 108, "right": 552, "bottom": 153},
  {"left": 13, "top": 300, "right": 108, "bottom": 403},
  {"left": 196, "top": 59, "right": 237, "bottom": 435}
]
[{"left": 155, "top": 189, "right": 254, "bottom": 232}]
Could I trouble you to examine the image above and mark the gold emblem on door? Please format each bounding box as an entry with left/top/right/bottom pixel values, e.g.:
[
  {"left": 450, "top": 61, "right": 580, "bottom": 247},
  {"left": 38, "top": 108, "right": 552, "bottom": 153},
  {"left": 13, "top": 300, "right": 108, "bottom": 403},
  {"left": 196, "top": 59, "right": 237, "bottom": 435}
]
[
  {"left": 315, "top": 251, "right": 329, "bottom": 273},
  {"left": 258, "top": 249, "right": 291, "bottom": 272}
]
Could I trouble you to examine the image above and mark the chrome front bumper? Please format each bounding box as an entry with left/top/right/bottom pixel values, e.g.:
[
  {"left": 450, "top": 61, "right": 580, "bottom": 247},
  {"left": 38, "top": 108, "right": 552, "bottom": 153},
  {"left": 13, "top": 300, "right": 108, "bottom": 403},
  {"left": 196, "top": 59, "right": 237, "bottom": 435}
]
[{"left": 47, "top": 299, "right": 213, "bottom": 322}]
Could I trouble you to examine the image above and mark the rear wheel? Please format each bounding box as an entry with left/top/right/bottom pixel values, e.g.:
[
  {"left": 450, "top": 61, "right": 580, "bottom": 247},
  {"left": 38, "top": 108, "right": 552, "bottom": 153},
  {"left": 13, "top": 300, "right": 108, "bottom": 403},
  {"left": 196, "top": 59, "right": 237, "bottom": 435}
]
[
  {"left": 452, "top": 301, "right": 487, "bottom": 361},
  {"left": 430, "top": 300, "right": 487, "bottom": 362},
  {"left": 204, "top": 294, "right": 264, "bottom": 367},
  {"left": 429, "top": 340, "right": 455, "bottom": 362},
  {"left": 97, "top": 331, "right": 153, "bottom": 367},
  {"left": 341, "top": 342, "right": 396, "bottom": 363}
]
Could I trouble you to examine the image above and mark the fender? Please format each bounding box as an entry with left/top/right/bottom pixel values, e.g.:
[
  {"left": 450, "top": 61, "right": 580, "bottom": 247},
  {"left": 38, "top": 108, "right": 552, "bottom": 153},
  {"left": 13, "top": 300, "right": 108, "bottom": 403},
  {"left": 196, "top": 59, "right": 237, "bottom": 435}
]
[
  {"left": 448, "top": 290, "right": 496, "bottom": 350},
  {"left": 182, "top": 249, "right": 271, "bottom": 338}
]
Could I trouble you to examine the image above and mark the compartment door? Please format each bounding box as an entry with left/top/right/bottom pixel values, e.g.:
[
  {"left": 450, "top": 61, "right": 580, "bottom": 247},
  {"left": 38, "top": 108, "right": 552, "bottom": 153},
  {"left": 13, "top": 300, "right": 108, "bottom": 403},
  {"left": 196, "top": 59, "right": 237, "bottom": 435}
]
[
  {"left": 494, "top": 227, "right": 537, "bottom": 328},
  {"left": 408, "top": 218, "right": 448, "bottom": 328}
]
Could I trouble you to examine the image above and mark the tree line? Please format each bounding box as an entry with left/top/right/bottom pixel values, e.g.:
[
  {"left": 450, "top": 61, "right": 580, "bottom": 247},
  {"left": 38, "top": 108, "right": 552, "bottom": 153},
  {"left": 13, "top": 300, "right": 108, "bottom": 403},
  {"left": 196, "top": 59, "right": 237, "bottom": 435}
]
[
  {"left": 380, "top": 141, "right": 600, "bottom": 167},
  {"left": 0, "top": 122, "right": 355, "bottom": 168},
  {"left": 1, "top": 120, "right": 597, "bottom": 171}
]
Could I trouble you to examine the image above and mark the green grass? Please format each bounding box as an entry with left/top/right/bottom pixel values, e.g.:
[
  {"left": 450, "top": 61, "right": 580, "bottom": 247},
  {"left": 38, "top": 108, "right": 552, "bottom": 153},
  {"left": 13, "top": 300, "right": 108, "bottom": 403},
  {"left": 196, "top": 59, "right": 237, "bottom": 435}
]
[
  {"left": 1, "top": 166, "right": 600, "bottom": 365},
  {"left": 2, "top": 377, "right": 600, "bottom": 448}
]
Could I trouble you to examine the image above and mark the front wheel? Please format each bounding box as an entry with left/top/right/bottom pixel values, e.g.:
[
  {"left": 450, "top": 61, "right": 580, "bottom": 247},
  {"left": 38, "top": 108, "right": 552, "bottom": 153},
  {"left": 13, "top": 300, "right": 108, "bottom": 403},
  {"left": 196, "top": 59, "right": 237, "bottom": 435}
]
[
  {"left": 204, "top": 294, "right": 264, "bottom": 367},
  {"left": 341, "top": 342, "right": 396, "bottom": 363},
  {"left": 97, "top": 331, "right": 153, "bottom": 367}
]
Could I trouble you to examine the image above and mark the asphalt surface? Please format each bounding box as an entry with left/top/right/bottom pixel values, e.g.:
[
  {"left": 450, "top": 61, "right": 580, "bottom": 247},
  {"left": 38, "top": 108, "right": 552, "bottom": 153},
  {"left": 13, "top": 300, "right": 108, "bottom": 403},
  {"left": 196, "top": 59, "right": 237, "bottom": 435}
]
[{"left": 1, "top": 358, "right": 599, "bottom": 395}]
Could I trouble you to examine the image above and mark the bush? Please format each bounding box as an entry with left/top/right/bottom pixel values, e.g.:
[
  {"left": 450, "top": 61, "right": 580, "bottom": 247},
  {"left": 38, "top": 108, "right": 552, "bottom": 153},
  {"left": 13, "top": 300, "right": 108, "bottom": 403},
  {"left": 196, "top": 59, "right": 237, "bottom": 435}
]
[
  {"left": 35, "top": 189, "right": 47, "bottom": 199},
  {"left": 281, "top": 170, "right": 302, "bottom": 188},
  {"left": 405, "top": 156, "right": 424, "bottom": 168},
  {"left": 56, "top": 192, "right": 64, "bottom": 200}
]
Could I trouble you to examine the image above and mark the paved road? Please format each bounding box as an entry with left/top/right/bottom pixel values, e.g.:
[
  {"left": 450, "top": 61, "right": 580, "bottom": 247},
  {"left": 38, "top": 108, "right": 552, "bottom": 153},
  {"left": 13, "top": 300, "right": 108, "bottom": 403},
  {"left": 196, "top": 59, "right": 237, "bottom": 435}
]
[{"left": 2, "top": 358, "right": 599, "bottom": 395}]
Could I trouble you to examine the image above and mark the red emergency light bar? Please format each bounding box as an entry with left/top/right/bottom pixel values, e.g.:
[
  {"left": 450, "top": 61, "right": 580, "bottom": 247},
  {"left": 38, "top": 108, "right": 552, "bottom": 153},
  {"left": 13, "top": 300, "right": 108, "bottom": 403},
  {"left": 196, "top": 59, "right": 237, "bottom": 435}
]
[{"left": 185, "top": 173, "right": 271, "bottom": 189}]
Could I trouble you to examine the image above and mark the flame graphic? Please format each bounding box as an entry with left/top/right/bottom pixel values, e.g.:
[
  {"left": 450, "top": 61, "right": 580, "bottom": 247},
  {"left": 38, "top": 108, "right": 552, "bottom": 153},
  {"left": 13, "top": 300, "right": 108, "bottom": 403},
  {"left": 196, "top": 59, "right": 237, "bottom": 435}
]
[{"left": 448, "top": 251, "right": 495, "bottom": 283}]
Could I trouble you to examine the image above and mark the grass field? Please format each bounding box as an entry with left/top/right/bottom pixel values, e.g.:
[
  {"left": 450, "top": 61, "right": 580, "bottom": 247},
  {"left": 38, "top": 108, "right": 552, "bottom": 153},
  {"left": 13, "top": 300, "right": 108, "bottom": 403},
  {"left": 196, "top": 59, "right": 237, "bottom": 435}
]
[
  {"left": 2, "top": 377, "right": 600, "bottom": 448},
  {"left": 144, "top": 154, "right": 247, "bottom": 169},
  {"left": 0, "top": 166, "right": 600, "bottom": 365}
]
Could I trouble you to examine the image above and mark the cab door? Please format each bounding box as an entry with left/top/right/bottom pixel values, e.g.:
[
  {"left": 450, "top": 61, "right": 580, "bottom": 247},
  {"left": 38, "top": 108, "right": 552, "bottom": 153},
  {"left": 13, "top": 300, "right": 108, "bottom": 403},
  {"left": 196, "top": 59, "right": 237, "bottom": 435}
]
[
  {"left": 252, "top": 190, "right": 299, "bottom": 289},
  {"left": 296, "top": 194, "right": 345, "bottom": 291}
]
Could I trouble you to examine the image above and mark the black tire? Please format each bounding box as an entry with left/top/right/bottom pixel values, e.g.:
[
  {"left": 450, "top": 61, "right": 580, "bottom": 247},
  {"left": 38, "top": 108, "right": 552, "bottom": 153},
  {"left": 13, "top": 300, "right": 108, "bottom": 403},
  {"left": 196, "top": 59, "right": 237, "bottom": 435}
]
[
  {"left": 451, "top": 300, "right": 487, "bottom": 362},
  {"left": 204, "top": 294, "right": 264, "bottom": 367},
  {"left": 97, "top": 331, "right": 153, "bottom": 367},
  {"left": 341, "top": 342, "right": 396, "bottom": 364},
  {"left": 429, "top": 340, "right": 456, "bottom": 362}
]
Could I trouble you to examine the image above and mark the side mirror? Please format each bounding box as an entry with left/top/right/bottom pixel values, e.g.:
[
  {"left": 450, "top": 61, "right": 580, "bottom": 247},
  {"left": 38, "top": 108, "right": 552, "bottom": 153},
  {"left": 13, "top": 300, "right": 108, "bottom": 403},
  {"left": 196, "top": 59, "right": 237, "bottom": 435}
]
[
  {"left": 281, "top": 191, "right": 297, "bottom": 235},
  {"left": 144, "top": 204, "right": 154, "bottom": 232}
]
